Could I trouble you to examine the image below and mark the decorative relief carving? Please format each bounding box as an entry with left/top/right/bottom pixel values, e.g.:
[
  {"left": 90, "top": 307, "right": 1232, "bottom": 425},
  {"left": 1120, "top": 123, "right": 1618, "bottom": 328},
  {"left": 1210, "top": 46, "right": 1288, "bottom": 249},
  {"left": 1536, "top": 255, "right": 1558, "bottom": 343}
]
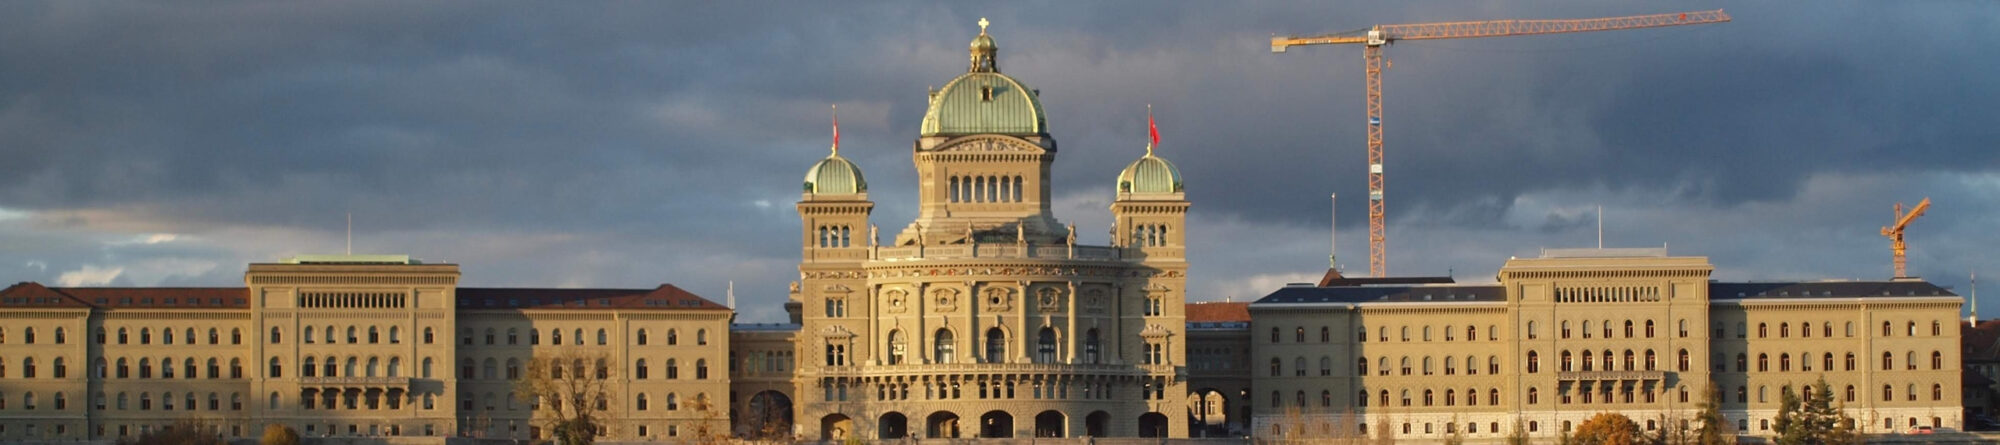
[
  {"left": 885, "top": 290, "right": 908, "bottom": 314},
  {"left": 984, "top": 287, "right": 1013, "bottom": 311},
  {"left": 1036, "top": 287, "right": 1065, "bottom": 312},
  {"left": 932, "top": 288, "right": 959, "bottom": 312},
  {"left": 938, "top": 137, "right": 1040, "bottom": 153}
]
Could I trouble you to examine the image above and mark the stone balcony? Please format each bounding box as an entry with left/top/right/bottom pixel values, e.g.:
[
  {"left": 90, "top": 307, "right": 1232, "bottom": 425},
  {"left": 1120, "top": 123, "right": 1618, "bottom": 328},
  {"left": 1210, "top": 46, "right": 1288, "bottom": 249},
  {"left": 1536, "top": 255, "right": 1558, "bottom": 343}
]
[
  {"left": 817, "top": 362, "right": 1170, "bottom": 379},
  {"left": 1556, "top": 370, "right": 1667, "bottom": 382},
  {"left": 297, "top": 376, "right": 413, "bottom": 387}
]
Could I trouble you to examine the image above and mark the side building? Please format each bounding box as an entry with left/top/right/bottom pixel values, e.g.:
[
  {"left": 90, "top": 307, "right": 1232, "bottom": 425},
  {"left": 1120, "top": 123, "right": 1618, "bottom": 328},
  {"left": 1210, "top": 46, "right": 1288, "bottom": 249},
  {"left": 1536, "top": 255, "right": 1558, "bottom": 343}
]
[
  {"left": 1247, "top": 248, "right": 1962, "bottom": 442},
  {"left": 0, "top": 255, "right": 731, "bottom": 443}
]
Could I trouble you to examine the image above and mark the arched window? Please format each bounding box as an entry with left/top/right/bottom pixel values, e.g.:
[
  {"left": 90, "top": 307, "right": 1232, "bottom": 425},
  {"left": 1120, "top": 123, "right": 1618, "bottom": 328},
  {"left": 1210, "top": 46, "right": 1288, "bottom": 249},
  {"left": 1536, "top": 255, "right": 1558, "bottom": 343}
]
[
  {"left": 937, "top": 329, "right": 958, "bottom": 364},
  {"left": 1270, "top": 327, "right": 1280, "bottom": 343},
  {"left": 636, "top": 329, "right": 648, "bottom": 346},
  {"left": 887, "top": 330, "right": 907, "bottom": 365},
  {"left": 1357, "top": 358, "right": 1368, "bottom": 375},
  {"left": 304, "top": 326, "right": 316, "bottom": 344},
  {"left": 1269, "top": 358, "right": 1282, "bottom": 377},
  {"left": 695, "top": 359, "right": 709, "bottom": 379},
  {"left": 1296, "top": 327, "right": 1306, "bottom": 342},
  {"left": 1295, "top": 357, "right": 1308, "bottom": 376},
  {"left": 389, "top": 326, "right": 401, "bottom": 344},
  {"left": 1758, "top": 353, "right": 1769, "bottom": 372},
  {"left": 1933, "top": 351, "right": 1945, "bottom": 370},
  {"left": 1678, "top": 349, "right": 1690, "bottom": 372},
  {"left": 1083, "top": 329, "right": 1101, "bottom": 364},
  {"left": 267, "top": 357, "right": 281, "bottom": 378},
  {"left": 1624, "top": 320, "right": 1635, "bottom": 338},
  {"left": 1528, "top": 387, "right": 1539, "bottom": 404},
  {"left": 1526, "top": 351, "right": 1539, "bottom": 373},
  {"left": 303, "top": 357, "right": 317, "bottom": 377},
  {"left": 1035, "top": 328, "right": 1056, "bottom": 363},
  {"left": 697, "top": 329, "right": 708, "bottom": 345},
  {"left": 666, "top": 329, "right": 678, "bottom": 345},
  {"left": 1561, "top": 351, "right": 1574, "bottom": 372},
  {"left": 1882, "top": 352, "right": 1894, "bottom": 371},
  {"left": 1319, "top": 327, "right": 1330, "bottom": 342},
  {"left": 597, "top": 329, "right": 608, "bottom": 345}
]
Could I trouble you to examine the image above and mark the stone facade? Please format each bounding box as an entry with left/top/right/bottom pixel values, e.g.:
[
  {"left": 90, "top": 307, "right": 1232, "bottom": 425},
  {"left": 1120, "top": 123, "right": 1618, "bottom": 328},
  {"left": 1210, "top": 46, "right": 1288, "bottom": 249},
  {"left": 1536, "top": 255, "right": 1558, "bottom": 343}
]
[
  {"left": 1241, "top": 248, "right": 1963, "bottom": 442},
  {"left": 785, "top": 21, "right": 1191, "bottom": 442},
  {"left": 0, "top": 256, "right": 731, "bottom": 443}
]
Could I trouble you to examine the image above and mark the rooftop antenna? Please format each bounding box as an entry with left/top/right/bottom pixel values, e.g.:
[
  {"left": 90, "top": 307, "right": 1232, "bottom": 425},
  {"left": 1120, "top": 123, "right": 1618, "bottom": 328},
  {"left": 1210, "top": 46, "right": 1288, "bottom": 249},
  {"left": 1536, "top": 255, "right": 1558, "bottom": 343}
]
[
  {"left": 346, "top": 212, "right": 353, "bottom": 255},
  {"left": 727, "top": 281, "right": 737, "bottom": 309},
  {"left": 1972, "top": 271, "right": 1980, "bottom": 325}
]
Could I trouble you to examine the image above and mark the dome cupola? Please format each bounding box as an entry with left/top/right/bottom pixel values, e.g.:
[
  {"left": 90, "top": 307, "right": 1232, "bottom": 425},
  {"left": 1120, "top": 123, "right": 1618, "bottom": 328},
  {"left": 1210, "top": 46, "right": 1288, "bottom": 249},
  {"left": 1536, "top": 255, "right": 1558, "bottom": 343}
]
[
  {"left": 1118, "top": 108, "right": 1183, "bottom": 194},
  {"left": 919, "top": 18, "right": 1048, "bottom": 137},
  {"left": 804, "top": 105, "right": 867, "bottom": 196}
]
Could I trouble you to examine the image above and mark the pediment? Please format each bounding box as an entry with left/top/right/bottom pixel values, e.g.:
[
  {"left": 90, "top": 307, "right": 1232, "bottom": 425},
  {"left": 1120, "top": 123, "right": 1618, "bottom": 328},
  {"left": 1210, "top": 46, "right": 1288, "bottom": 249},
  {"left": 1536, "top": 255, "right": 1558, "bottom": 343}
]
[{"left": 931, "top": 136, "right": 1045, "bottom": 154}]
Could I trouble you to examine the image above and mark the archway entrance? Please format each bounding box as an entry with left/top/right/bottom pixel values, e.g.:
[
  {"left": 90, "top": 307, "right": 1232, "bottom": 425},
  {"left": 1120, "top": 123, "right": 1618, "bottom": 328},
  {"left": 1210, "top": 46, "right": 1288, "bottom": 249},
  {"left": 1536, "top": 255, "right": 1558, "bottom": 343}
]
[
  {"left": 820, "top": 414, "right": 853, "bottom": 440},
  {"left": 1187, "top": 388, "right": 1228, "bottom": 437},
  {"left": 1138, "top": 412, "right": 1169, "bottom": 438},
  {"left": 980, "top": 410, "right": 1015, "bottom": 438},
  {"left": 1086, "top": 411, "right": 1109, "bottom": 437},
  {"left": 926, "top": 411, "right": 962, "bottom": 438},
  {"left": 1035, "top": 410, "right": 1066, "bottom": 437},
  {"left": 878, "top": 412, "right": 908, "bottom": 439},
  {"left": 744, "top": 390, "right": 794, "bottom": 439}
]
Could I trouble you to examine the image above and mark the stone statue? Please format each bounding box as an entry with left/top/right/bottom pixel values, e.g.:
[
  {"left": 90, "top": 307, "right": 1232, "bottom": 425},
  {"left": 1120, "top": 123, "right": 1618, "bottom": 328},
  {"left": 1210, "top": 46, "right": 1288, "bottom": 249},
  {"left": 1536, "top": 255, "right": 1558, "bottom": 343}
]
[{"left": 870, "top": 224, "right": 879, "bottom": 246}]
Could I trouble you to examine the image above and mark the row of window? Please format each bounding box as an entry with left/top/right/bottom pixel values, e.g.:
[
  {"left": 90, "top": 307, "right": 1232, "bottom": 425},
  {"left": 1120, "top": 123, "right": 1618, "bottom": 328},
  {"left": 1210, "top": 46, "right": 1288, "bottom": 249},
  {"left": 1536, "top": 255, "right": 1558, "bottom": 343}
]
[
  {"left": 948, "top": 174, "right": 1025, "bottom": 204},
  {"left": 1558, "top": 319, "right": 1678, "bottom": 339},
  {"left": 302, "top": 325, "right": 420, "bottom": 345},
  {"left": 1714, "top": 351, "right": 1946, "bottom": 373},
  {"left": 34, "top": 327, "right": 248, "bottom": 346},
  {"left": 856, "top": 380, "right": 1120, "bottom": 402},
  {"left": 1272, "top": 324, "right": 1502, "bottom": 344},
  {"left": 1271, "top": 355, "right": 1505, "bottom": 377},
  {"left": 1712, "top": 320, "right": 1947, "bottom": 339},
  {"left": 867, "top": 327, "right": 1109, "bottom": 366},
  {"left": 460, "top": 327, "right": 706, "bottom": 347},
  {"left": 5, "top": 357, "right": 247, "bottom": 380},
  {"left": 0, "top": 391, "right": 243, "bottom": 412}
]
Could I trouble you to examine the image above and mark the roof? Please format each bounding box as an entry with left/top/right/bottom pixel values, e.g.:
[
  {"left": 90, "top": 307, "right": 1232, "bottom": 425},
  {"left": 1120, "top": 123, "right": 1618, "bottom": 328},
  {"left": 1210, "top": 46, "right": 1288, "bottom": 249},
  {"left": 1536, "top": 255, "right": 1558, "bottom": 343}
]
[
  {"left": 920, "top": 71, "right": 1047, "bottom": 136},
  {"left": 1117, "top": 154, "right": 1183, "bottom": 194},
  {"left": 1709, "top": 281, "right": 1958, "bottom": 300},
  {"left": 456, "top": 285, "right": 728, "bottom": 311},
  {"left": 1255, "top": 284, "right": 1506, "bottom": 305},
  {"left": 0, "top": 282, "right": 248, "bottom": 309},
  {"left": 1964, "top": 320, "right": 2000, "bottom": 363},
  {"left": 1186, "top": 302, "right": 1250, "bottom": 323},
  {"left": 803, "top": 153, "right": 867, "bottom": 195}
]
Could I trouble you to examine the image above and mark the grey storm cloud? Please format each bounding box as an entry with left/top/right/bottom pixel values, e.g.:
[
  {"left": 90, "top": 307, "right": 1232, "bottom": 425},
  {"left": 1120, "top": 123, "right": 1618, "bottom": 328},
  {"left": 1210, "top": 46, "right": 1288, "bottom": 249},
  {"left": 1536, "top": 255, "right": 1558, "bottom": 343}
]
[{"left": 1, "top": 1, "right": 1995, "bottom": 321}]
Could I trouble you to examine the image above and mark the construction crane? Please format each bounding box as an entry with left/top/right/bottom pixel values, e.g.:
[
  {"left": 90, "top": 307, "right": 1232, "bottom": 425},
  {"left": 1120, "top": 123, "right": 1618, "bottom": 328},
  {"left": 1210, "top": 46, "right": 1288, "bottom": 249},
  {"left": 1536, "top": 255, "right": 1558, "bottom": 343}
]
[
  {"left": 1881, "top": 198, "right": 1931, "bottom": 278},
  {"left": 1271, "top": 10, "right": 1731, "bottom": 277}
]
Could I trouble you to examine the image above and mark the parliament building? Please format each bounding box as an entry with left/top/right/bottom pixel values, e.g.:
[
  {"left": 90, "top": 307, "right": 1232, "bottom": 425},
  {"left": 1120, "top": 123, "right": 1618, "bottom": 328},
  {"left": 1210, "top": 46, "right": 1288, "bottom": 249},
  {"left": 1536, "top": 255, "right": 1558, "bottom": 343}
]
[{"left": 0, "top": 21, "right": 1965, "bottom": 444}]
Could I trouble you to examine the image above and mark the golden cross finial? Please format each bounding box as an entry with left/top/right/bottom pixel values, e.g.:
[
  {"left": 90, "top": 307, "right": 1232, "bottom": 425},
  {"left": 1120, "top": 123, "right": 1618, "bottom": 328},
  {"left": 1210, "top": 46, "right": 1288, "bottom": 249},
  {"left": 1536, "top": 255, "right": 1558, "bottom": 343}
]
[
  {"left": 830, "top": 104, "right": 840, "bottom": 155},
  {"left": 978, "top": 18, "right": 990, "bottom": 34}
]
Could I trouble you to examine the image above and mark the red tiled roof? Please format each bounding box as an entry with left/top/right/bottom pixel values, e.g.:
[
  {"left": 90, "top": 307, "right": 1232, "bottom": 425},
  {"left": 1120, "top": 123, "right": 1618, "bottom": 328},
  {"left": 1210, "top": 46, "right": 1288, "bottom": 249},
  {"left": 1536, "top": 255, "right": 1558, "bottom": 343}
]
[
  {"left": 456, "top": 284, "right": 728, "bottom": 311},
  {"left": 1186, "top": 302, "right": 1249, "bottom": 323},
  {"left": 0, "top": 282, "right": 247, "bottom": 309}
]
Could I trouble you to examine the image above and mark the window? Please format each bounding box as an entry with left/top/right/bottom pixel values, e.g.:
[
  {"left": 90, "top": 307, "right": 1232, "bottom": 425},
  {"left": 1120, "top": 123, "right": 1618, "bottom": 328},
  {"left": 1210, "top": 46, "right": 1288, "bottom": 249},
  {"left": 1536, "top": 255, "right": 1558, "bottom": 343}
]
[
  {"left": 1035, "top": 328, "right": 1055, "bottom": 363},
  {"left": 1296, "top": 327, "right": 1306, "bottom": 343},
  {"left": 1319, "top": 327, "right": 1330, "bottom": 343},
  {"left": 696, "top": 329, "right": 708, "bottom": 345},
  {"left": 269, "top": 327, "right": 281, "bottom": 344},
  {"left": 1526, "top": 351, "right": 1539, "bottom": 373},
  {"left": 1083, "top": 329, "right": 1101, "bottom": 364},
  {"left": 267, "top": 357, "right": 282, "bottom": 378},
  {"left": 1933, "top": 351, "right": 1945, "bottom": 370},
  {"left": 597, "top": 329, "right": 608, "bottom": 345},
  {"left": 1270, "top": 327, "right": 1279, "bottom": 343},
  {"left": 1678, "top": 349, "right": 1690, "bottom": 372},
  {"left": 1882, "top": 352, "right": 1894, "bottom": 371},
  {"left": 937, "top": 329, "right": 958, "bottom": 364}
]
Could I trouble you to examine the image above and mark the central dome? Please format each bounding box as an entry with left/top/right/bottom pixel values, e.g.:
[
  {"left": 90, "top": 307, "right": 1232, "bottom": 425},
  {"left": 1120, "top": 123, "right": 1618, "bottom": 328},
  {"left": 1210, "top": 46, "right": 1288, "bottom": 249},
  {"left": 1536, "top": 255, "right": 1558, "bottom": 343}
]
[{"left": 919, "top": 20, "right": 1048, "bottom": 137}]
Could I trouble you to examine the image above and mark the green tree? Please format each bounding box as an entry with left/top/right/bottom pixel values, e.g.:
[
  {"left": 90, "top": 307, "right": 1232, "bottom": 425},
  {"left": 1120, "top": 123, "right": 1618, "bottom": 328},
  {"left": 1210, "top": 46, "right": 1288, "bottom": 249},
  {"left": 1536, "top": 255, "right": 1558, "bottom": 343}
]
[
  {"left": 259, "top": 424, "right": 300, "bottom": 445},
  {"left": 1573, "top": 412, "right": 1642, "bottom": 445},
  {"left": 1693, "top": 381, "right": 1734, "bottom": 445},
  {"left": 1775, "top": 378, "right": 1861, "bottom": 445}
]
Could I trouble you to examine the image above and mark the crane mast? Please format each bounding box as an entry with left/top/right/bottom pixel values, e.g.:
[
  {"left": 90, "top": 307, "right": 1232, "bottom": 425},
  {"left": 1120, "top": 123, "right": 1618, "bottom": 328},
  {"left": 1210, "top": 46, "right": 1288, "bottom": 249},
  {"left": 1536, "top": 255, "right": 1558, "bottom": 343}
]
[
  {"left": 1272, "top": 10, "right": 1730, "bottom": 277},
  {"left": 1882, "top": 198, "right": 1931, "bottom": 278}
]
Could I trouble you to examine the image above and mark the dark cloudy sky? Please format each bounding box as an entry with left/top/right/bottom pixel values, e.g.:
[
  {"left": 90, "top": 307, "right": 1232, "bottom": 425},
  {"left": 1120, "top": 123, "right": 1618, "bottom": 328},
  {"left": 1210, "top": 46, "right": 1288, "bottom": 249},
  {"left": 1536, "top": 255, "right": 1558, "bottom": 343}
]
[{"left": 3, "top": 2, "right": 1995, "bottom": 323}]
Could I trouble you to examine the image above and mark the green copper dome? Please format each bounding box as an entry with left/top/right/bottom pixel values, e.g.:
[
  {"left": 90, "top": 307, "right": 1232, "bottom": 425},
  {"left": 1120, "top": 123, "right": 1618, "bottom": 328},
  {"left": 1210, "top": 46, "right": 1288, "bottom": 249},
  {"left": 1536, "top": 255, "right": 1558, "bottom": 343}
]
[
  {"left": 804, "top": 154, "right": 867, "bottom": 195},
  {"left": 920, "top": 20, "right": 1047, "bottom": 137},
  {"left": 1117, "top": 152, "right": 1183, "bottom": 194}
]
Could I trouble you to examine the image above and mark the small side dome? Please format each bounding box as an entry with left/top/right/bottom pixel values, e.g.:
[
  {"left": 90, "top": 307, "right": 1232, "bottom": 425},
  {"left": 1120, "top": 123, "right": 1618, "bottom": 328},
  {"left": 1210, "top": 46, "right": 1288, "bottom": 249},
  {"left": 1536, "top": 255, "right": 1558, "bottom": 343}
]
[
  {"left": 1117, "top": 153, "right": 1183, "bottom": 194},
  {"left": 804, "top": 154, "right": 867, "bottom": 195}
]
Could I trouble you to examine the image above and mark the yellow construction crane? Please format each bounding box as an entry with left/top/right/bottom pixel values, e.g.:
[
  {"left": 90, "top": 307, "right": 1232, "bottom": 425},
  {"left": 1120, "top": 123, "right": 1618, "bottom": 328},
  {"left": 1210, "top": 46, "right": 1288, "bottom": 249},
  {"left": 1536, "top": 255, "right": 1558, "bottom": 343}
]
[
  {"left": 1882, "top": 198, "right": 1931, "bottom": 278},
  {"left": 1272, "top": 10, "right": 1731, "bottom": 277}
]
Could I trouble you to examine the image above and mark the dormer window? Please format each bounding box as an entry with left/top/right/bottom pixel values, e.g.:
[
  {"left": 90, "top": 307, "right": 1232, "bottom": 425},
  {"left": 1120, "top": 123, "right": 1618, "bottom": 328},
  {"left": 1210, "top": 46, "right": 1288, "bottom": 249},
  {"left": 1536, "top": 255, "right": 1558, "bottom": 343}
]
[{"left": 981, "top": 86, "right": 994, "bottom": 102}]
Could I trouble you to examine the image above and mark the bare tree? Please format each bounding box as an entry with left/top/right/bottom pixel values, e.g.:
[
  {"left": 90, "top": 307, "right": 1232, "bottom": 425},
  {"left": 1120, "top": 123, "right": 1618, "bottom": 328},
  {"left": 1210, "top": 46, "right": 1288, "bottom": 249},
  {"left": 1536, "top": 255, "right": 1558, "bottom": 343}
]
[{"left": 516, "top": 350, "right": 615, "bottom": 445}]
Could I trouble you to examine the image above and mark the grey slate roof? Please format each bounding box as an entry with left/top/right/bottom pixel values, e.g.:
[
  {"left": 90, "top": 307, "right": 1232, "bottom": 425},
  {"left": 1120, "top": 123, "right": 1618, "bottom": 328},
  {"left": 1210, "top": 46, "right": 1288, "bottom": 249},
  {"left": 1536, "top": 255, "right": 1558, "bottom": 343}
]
[
  {"left": 1251, "top": 280, "right": 1958, "bottom": 307},
  {"left": 1253, "top": 285, "right": 1506, "bottom": 305},
  {"left": 1710, "top": 281, "right": 1957, "bottom": 299}
]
